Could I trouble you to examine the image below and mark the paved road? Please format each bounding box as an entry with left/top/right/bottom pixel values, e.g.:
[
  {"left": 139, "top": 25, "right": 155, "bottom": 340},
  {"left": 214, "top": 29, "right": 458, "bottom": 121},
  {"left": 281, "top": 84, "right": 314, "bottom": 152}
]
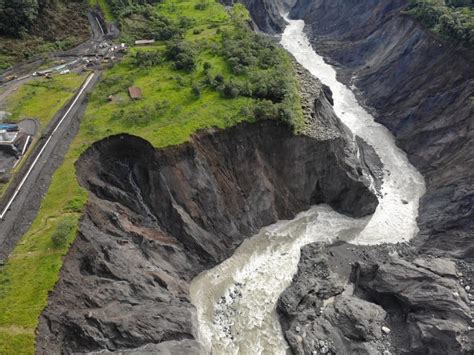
[
  {"left": 0, "top": 72, "right": 99, "bottom": 261},
  {"left": 0, "top": 10, "right": 109, "bottom": 261}
]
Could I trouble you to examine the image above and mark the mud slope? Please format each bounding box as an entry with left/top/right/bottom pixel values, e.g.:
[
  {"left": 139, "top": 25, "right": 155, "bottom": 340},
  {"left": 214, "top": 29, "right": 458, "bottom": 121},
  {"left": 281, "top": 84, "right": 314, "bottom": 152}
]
[
  {"left": 36, "top": 114, "right": 377, "bottom": 353},
  {"left": 290, "top": 0, "right": 474, "bottom": 258}
]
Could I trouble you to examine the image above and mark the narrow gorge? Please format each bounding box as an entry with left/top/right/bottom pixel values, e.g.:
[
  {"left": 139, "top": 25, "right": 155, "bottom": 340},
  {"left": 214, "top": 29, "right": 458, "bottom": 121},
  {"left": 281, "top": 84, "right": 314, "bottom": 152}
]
[{"left": 33, "top": 0, "right": 473, "bottom": 354}]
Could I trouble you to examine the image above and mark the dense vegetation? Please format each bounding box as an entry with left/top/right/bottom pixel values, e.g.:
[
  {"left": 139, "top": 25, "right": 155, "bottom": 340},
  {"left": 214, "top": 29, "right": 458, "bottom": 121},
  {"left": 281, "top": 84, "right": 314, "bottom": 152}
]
[
  {"left": 0, "top": 0, "right": 84, "bottom": 37},
  {"left": 406, "top": 0, "right": 474, "bottom": 46},
  {"left": 0, "top": 0, "right": 304, "bottom": 353},
  {"left": 0, "top": 0, "right": 89, "bottom": 70}
]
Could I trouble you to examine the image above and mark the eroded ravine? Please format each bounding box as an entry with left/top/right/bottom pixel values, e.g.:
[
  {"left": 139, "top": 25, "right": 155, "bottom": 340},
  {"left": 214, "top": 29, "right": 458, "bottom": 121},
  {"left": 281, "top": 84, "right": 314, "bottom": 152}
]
[{"left": 189, "top": 18, "right": 426, "bottom": 354}]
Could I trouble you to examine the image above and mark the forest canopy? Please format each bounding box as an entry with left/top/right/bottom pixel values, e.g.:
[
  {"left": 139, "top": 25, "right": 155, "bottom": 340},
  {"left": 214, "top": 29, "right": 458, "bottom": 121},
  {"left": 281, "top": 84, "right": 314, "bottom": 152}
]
[{"left": 406, "top": 0, "right": 474, "bottom": 46}]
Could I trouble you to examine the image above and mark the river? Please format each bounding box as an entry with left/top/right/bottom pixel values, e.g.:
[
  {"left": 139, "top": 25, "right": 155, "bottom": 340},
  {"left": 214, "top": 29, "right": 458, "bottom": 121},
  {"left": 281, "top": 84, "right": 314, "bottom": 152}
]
[{"left": 189, "top": 18, "right": 425, "bottom": 355}]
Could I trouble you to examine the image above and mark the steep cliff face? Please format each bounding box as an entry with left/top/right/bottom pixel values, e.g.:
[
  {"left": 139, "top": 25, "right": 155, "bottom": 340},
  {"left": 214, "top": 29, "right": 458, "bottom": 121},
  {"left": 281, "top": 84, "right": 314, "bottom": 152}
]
[
  {"left": 220, "top": 0, "right": 290, "bottom": 33},
  {"left": 291, "top": 0, "right": 474, "bottom": 259},
  {"left": 261, "top": 2, "right": 474, "bottom": 354},
  {"left": 36, "top": 114, "right": 377, "bottom": 353}
]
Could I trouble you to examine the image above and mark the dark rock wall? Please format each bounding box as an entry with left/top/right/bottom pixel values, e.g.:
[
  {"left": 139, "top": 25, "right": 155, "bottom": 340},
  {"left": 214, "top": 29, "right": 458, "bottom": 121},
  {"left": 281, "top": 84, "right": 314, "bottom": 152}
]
[
  {"left": 278, "top": 243, "right": 473, "bottom": 355},
  {"left": 36, "top": 118, "right": 377, "bottom": 354},
  {"left": 267, "top": 1, "right": 474, "bottom": 354},
  {"left": 290, "top": 0, "right": 474, "bottom": 259}
]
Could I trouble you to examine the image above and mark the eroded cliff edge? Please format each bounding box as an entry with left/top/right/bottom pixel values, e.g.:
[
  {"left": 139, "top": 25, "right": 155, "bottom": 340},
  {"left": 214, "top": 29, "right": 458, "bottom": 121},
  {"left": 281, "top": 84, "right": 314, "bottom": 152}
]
[
  {"left": 273, "top": 0, "right": 474, "bottom": 353},
  {"left": 291, "top": 0, "right": 473, "bottom": 257},
  {"left": 36, "top": 74, "right": 379, "bottom": 353}
]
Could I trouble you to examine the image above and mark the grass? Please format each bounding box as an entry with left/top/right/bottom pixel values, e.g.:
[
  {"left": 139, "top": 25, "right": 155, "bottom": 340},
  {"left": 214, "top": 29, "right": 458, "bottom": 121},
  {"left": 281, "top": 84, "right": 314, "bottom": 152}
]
[
  {"left": 0, "top": 0, "right": 303, "bottom": 353},
  {"left": 4, "top": 73, "right": 86, "bottom": 129},
  {"left": 0, "top": 73, "right": 87, "bottom": 198},
  {"left": 0, "top": 149, "right": 86, "bottom": 352}
]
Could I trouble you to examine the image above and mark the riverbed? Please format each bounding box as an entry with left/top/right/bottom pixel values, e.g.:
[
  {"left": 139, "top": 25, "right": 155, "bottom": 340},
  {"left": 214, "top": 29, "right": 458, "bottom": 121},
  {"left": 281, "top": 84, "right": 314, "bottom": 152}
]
[{"left": 190, "top": 18, "right": 425, "bottom": 355}]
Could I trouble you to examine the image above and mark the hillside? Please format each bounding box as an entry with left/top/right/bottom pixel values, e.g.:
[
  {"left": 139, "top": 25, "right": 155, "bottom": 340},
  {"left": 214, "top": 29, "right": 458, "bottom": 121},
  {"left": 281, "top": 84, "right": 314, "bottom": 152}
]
[{"left": 0, "top": 0, "right": 89, "bottom": 70}]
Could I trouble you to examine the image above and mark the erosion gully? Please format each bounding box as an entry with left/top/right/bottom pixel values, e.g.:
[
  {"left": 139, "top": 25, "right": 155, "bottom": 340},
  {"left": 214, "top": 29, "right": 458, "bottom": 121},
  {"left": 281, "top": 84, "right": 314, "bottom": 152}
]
[{"left": 190, "top": 18, "right": 426, "bottom": 355}]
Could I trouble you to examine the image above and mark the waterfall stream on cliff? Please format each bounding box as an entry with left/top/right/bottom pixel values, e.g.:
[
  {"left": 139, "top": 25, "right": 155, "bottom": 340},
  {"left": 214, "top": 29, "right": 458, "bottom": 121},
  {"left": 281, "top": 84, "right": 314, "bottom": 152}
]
[{"left": 190, "top": 18, "right": 425, "bottom": 355}]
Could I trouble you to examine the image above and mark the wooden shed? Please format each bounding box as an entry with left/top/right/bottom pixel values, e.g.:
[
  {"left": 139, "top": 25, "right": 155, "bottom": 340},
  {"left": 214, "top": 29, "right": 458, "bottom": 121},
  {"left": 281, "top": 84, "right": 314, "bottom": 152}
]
[{"left": 128, "top": 87, "right": 142, "bottom": 100}]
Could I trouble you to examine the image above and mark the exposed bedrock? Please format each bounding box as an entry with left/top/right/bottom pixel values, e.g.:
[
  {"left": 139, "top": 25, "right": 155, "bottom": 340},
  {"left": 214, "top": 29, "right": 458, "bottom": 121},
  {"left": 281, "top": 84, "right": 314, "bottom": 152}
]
[
  {"left": 289, "top": 0, "right": 474, "bottom": 259},
  {"left": 278, "top": 243, "right": 473, "bottom": 355},
  {"left": 36, "top": 114, "right": 378, "bottom": 353}
]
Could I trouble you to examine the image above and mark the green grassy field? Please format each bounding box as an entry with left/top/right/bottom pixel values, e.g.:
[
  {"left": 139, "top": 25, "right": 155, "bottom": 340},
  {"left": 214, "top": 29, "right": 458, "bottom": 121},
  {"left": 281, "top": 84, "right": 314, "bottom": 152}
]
[
  {"left": 5, "top": 74, "right": 86, "bottom": 129},
  {"left": 0, "top": 73, "right": 87, "bottom": 198},
  {"left": 0, "top": 0, "right": 303, "bottom": 353}
]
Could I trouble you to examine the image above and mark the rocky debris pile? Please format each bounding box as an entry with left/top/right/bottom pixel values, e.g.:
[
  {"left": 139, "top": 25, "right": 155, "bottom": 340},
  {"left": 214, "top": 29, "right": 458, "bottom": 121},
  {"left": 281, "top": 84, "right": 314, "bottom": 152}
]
[
  {"left": 294, "top": 62, "right": 384, "bottom": 194},
  {"left": 294, "top": 63, "right": 340, "bottom": 140},
  {"left": 278, "top": 242, "right": 473, "bottom": 354},
  {"left": 36, "top": 119, "right": 377, "bottom": 354}
]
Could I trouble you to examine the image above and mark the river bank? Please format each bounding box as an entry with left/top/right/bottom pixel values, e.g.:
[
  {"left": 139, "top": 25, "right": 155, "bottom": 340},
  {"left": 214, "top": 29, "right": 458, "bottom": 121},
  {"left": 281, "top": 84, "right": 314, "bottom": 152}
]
[{"left": 188, "top": 17, "right": 426, "bottom": 354}]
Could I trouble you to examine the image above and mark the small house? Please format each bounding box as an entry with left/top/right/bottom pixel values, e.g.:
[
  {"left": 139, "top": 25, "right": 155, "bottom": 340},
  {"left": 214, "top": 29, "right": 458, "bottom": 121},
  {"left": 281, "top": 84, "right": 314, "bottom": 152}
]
[{"left": 128, "top": 87, "right": 142, "bottom": 100}]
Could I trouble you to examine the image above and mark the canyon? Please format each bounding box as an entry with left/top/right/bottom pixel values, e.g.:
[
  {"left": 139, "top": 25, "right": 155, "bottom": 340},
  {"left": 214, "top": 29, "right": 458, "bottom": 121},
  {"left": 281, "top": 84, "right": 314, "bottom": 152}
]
[
  {"left": 34, "top": 0, "right": 473, "bottom": 354},
  {"left": 36, "top": 84, "right": 378, "bottom": 353}
]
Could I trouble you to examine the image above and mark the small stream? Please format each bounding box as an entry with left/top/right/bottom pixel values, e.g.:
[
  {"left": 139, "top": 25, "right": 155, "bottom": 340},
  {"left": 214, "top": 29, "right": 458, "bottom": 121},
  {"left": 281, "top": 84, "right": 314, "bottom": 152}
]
[{"left": 190, "top": 18, "right": 425, "bottom": 355}]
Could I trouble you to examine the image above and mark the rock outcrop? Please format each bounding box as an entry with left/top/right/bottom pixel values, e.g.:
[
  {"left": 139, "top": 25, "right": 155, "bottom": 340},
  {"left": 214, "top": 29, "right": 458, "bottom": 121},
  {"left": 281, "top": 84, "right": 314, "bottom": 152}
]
[
  {"left": 289, "top": 0, "right": 474, "bottom": 259},
  {"left": 278, "top": 243, "right": 473, "bottom": 354},
  {"left": 36, "top": 113, "right": 378, "bottom": 353}
]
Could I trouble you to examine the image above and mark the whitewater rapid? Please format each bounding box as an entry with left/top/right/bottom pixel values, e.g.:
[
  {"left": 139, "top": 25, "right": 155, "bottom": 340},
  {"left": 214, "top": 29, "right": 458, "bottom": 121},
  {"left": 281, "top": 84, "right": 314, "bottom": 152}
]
[{"left": 190, "top": 18, "right": 425, "bottom": 355}]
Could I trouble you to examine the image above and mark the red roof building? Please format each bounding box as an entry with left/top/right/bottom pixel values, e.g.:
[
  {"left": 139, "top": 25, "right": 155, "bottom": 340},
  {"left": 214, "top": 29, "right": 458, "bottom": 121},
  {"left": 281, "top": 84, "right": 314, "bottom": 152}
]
[{"left": 128, "top": 87, "right": 142, "bottom": 100}]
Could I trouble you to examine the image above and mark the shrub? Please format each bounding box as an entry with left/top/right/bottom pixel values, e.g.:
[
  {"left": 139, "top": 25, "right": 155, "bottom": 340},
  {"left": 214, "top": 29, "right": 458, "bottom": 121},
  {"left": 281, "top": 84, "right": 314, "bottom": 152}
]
[
  {"left": 178, "top": 16, "right": 194, "bottom": 29},
  {"left": 51, "top": 217, "right": 75, "bottom": 248},
  {"left": 192, "top": 84, "right": 201, "bottom": 98},
  {"left": 133, "top": 50, "right": 162, "bottom": 67},
  {"left": 65, "top": 197, "right": 85, "bottom": 213},
  {"left": 221, "top": 82, "right": 240, "bottom": 98},
  {"left": 253, "top": 100, "right": 278, "bottom": 121},
  {"left": 125, "top": 106, "right": 153, "bottom": 125},
  {"left": 165, "top": 40, "right": 197, "bottom": 72},
  {"left": 406, "top": 0, "right": 473, "bottom": 46},
  {"left": 194, "top": 1, "right": 208, "bottom": 10},
  {"left": 203, "top": 62, "right": 212, "bottom": 71}
]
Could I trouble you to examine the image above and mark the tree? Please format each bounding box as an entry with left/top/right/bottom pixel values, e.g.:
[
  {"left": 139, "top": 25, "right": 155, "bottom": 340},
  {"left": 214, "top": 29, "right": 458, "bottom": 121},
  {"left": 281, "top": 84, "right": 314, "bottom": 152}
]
[
  {"left": 0, "top": 0, "right": 40, "bottom": 37},
  {"left": 51, "top": 217, "right": 75, "bottom": 248},
  {"left": 165, "top": 40, "right": 197, "bottom": 72}
]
